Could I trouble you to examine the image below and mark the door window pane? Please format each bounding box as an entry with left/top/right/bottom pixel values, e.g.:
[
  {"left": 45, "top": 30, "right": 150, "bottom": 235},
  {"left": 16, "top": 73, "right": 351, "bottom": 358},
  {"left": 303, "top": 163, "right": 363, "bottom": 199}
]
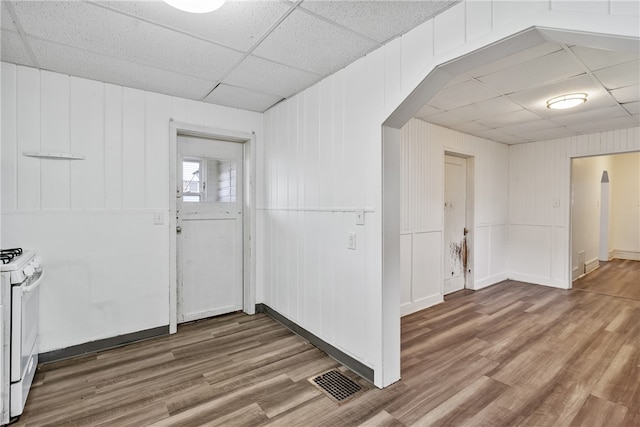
[
  {"left": 183, "top": 158, "right": 237, "bottom": 203},
  {"left": 182, "top": 160, "right": 201, "bottom": 202}
]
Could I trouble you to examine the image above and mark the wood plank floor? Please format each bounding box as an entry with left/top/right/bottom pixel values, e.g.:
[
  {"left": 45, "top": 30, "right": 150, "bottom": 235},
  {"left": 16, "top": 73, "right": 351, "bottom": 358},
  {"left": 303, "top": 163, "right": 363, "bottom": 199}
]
[
  {"left": 16, "top": 272, "right": 640, "bottom": 426},
  {"left": 573, "top": 259, "right": 640, "bottom": 301}
]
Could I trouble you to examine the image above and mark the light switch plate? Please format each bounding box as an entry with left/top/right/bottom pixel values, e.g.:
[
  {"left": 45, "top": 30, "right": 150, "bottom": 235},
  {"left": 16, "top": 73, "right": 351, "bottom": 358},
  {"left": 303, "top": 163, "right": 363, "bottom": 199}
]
[
  {"left": 348, "top": 232, "right": 356, "bottom": 250},
  {"left": 153, "top": 211, "right": 164, "bottom": 225},
  {"left": 355, "top": 209, "right": 365, "bottom": 225}
]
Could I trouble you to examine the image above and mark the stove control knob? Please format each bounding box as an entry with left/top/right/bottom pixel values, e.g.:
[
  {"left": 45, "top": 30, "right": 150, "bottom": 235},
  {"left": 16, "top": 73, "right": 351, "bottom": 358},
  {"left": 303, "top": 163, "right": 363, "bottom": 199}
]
[
  {"left": 24, "top": 265, "right": 35, "bottom": 277},
  {"left": 32, "top": 256, "right": 42, "bottom": 270}
]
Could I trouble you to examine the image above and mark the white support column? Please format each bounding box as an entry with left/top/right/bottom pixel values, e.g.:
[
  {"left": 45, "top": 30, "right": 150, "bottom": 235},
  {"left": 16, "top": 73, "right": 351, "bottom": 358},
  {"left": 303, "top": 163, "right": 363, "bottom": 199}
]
[{"left": 599, "top": 170, "right": 610, "bottom": 261}]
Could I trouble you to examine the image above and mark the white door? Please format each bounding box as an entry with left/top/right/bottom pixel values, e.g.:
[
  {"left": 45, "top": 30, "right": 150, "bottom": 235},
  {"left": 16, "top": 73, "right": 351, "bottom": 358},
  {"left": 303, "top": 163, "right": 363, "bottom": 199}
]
[
  {"left": 443, "top": 155, "right": 467, "bottom": 295},
  {"left": 177, "top": 135, "right": 243, "bottom": 323}
]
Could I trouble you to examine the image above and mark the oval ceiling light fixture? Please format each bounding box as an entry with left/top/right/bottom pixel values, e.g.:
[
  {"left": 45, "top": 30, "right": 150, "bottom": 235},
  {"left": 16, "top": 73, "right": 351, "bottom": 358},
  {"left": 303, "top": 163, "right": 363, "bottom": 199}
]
[
  {"left": 163, "top": 0, "right": 226, "bottom": 13},
  {"left": 546, "top": 93, "right": 588, "bottom": 110}
]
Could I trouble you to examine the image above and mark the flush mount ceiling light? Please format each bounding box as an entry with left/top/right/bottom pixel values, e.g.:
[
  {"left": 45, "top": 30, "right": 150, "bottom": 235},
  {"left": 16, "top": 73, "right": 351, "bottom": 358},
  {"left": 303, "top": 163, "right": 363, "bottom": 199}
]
[
  {"left": 163, "top": 0, "right": 226, "bottom": 13},
  {"left": 546, "top": 93, "right": 588, "bottom": 110}
]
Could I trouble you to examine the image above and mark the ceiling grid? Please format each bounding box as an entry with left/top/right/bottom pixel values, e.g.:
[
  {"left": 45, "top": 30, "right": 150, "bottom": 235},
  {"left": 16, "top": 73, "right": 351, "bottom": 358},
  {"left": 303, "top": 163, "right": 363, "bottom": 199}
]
[{"left": 0, "top": 0, "right": 637, "bottom": 143}]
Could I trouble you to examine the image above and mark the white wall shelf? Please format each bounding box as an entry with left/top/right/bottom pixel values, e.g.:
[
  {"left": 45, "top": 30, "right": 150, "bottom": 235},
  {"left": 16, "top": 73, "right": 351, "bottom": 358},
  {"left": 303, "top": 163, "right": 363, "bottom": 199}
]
[{"left": 23, "top": 151, "right": 85, "bottom": 160}]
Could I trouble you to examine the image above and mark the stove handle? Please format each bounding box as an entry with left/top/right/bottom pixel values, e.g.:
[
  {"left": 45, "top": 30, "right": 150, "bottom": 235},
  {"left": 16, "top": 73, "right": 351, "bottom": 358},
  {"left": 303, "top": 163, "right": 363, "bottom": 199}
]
[{"left": 21, "top": 271, "right": 44, "bottom": 296}]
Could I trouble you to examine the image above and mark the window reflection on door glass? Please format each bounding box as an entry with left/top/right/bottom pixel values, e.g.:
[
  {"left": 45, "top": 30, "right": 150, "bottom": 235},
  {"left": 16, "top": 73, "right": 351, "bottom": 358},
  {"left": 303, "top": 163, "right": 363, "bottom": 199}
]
[
  {"left": 183, "top": 158, "right": 236, "bottom": 203},
  {"left": 214, "top": 159, "right": 236, "bottom": 203}
]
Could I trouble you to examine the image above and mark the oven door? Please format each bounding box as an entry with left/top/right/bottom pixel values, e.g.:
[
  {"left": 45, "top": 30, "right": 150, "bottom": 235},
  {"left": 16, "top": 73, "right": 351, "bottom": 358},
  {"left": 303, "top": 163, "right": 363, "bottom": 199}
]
[{"left": 10, "top": 270, "right": 42, "bottom": 416}]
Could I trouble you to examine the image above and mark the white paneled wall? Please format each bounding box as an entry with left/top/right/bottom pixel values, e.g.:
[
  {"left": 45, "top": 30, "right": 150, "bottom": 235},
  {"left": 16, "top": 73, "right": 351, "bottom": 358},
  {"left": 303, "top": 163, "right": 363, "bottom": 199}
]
[
  {"left": 259, "top": 0, "right": 637, "bottom": 387},
  {"left": 1, "top": 62, "right": 262, "bottom": 352},
  {"left": 260, "top": 47, "right": 385, "bottom": 373},
  {"left": 400, "top": 119, "right": 509, "bottom": 316},
  {"left": 508, "top": 127, "right": 640, "bottom": 288}
]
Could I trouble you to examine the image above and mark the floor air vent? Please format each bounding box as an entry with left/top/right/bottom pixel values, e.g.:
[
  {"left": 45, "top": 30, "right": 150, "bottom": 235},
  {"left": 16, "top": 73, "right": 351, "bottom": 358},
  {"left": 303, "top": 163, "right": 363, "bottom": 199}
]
[{"left": 309, "top": 369, "right": 363, "bottom": 405}]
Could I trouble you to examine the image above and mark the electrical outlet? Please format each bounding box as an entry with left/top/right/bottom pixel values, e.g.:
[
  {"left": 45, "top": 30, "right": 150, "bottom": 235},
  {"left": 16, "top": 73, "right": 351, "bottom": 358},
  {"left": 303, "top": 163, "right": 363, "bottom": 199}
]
[
  {"left": 348, "top": 232, "right": 356, "bottom": 250},
  {"left": 355, "top": 209, "right": 365, "bottom": 225}
]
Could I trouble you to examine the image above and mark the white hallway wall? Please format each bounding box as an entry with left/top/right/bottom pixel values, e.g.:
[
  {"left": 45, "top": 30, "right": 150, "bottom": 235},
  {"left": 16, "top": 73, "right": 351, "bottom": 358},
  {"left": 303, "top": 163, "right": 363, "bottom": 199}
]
[
  {"left": 260, "top": 0, "right": 638, "bottom": 386},
  {"left": 610, "top": 151, "right": 640, "bottom": 260},
  {"left": 508, "top": 127, "right": 640, "bottom": 288},
  {"left": 571, "top": 154, "right": 615, "bottom": 279},
  {"left": 1, "top": 62, "right": 262, "bottom": 352},
  {"left": 400, "top": 119, "right": 508, "bottom": 316}
]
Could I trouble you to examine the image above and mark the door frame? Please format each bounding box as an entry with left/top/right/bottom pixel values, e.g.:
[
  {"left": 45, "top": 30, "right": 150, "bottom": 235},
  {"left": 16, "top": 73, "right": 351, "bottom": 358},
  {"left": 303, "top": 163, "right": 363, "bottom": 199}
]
[
  {"left": 169, "top": 121, "right": 256, "bottom": 334},
  {"left": 443, "top": 150, "right": 475, "bottom": 293}
]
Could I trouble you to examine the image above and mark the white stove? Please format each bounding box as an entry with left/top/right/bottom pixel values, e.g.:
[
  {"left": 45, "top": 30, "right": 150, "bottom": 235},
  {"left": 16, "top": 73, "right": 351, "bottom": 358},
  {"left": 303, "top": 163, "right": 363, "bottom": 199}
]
[{"left": 0, "top": 249, "right": 43, "bottom": 425}]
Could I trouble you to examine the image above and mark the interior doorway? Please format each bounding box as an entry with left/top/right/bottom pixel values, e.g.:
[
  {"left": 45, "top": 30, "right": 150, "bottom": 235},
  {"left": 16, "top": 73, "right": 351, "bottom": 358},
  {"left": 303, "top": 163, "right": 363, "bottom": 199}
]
[
  {"left": 169, "top": 122, "right": 256, "bottom": 334},
  {"left": 570, "top": 151, "right": 640, "bottom": 284},
  {"left": 176, "top": 135, "right": 244, "bottom": 323},
  {"left": 443, "top": 154, "right": 468, "bottom": 295}
]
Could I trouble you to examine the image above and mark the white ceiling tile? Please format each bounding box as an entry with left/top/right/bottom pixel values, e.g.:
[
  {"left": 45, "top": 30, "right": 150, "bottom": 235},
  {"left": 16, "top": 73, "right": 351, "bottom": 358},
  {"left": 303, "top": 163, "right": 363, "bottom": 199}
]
[
  {"left": 443, "top": 73, "right": 471, "bottom": 88},
  {"left": 424, "top": 95, "right": 523, "bottom": 126},
  {"left": 205, "top": 84, "right": 283, "bottom": 112},
  {"left": 508, "top": 74, "right": 617, "bottom": 118},
  {"left": 451, "top": 121, "right": 490, "bottom": 134},
  {"left": 565, "top": 115, "right": 639, "bottom": 134},
  {"left": 521, "top": 126, "right": 577, "bottom": 142},
  {"left": 478, "top": 109, "right": 541, "bottom": 128},
  {"left": 415, "top": 104, "right": 443, "bottom": 120},
  {"left": 29, "top": 38, "right": 214, "bottom": 100},
  {"left": 469, "top": 42, "right": 562, "bottom": 78},
  {"left": 468, "top": 96, "right": 524, "bottom": 118},
  {"left": 473, "top": 128, "right": 524, "bottom": 144},
  {"left": 477, "top": 50, "right": 585, "bottom": 95},
  {"left": 571, "top": 45, "right": 638, "bottom": 72},
  {"left": 252, "top": 9, "right": 378, "bottom": 75},
  {"left": 623, "top": 101, "right": 640, "bottom": 115},
  {"left": 223, "top": 55, "right": 320, "bottom": 98},
  {"left": 610, "top": 85, "right": 640, "bottom": 104},
  {"left": 1, "top": 2, "right": 17, "bottom": 31},
  {"left": 13, "top": 1, "right": 243, "bottom": 81},
  {"left": 299, "top": 1, "right": 458, "bottom": 44},
  {"left": 95, "top": 1, "right": 292, "bottom": 52},
  {"left": 0, "top": 30, "right": 35, "bottom": 67},
  {"left": 594, "top": 60, "right": 640, "bottom": 89},
  {"left": 425, "top": 110, "right": 469, "bottom": 127},
  {"left": 497, "top": 119, "right": 555, "bottom": 135},
  {"left": 427, "top": 80, "right": 497, "bottom": 110},
  {"left": 549, "top": 105, "right": 630, "bottom": 127}
]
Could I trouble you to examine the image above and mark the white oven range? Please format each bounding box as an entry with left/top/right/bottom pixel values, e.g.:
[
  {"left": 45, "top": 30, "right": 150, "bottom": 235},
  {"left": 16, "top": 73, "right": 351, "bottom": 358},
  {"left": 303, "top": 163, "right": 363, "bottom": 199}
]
[{"left": 0, "top": 248, "right": 43, "bottom": 425}]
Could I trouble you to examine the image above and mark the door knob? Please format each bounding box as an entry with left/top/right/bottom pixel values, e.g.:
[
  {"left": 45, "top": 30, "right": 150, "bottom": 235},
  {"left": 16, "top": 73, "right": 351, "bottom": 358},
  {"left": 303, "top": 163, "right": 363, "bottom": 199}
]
[{"left": 176, "top": 226, "right": 182, "bottom": 233}]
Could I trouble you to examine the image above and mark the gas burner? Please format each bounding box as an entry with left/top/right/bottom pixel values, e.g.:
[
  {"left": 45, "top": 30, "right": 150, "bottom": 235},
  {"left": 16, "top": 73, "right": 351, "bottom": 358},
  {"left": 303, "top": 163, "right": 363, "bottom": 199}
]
[{"left": 0, "top": 248, "right": 23, "bottom": 264}]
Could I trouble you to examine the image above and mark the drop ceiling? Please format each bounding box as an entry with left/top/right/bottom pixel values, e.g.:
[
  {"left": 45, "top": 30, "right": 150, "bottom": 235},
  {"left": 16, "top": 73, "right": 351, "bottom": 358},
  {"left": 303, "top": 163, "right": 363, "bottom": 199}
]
[
  {"left": 0, "top": 0, "right": 459, "bottom": 112},
  {"left": 415, "top": 42, "right": 640, "bottom": 144},
  {"left": 2, "top": 1, "right": 638, "bottom": 144}
]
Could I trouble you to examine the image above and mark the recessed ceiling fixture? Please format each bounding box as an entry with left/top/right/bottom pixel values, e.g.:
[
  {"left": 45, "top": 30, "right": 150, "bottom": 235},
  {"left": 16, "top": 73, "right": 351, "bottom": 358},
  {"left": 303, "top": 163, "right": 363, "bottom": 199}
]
[
  {"left": 163, "top": 0, "right": 226, "bottom": 13},
  {"left": 546, "top": 93, "right": 588, "bottom": 110}
]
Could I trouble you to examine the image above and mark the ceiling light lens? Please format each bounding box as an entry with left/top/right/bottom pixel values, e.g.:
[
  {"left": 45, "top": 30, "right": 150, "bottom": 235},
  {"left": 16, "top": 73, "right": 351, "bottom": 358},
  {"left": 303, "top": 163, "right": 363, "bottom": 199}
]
[
  {"left": 163, "top": 0, "right": 226, "bottom": 13},
  {"left": 546, "top": 93, "right": 588, "bottom": 110}
]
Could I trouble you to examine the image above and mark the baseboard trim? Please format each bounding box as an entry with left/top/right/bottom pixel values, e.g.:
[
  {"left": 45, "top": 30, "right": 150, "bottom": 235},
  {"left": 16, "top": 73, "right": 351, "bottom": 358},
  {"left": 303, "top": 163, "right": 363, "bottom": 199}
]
[
  {"left": 506, "top": 272, "right": 569, "bottom": 289},
  {"left": 39, "top": 325, "right": 169, "bottom": 364},
  {"left": 255, "top": 303, "right": 374, "bottom": 384},
  {"left": 473, "top": 273, "right": 508, "bottom": 291},
  {"left": 585, "top": 257, "right": 600, "bottom": 274},
  {"left": 611, "top": 250, "right": 640, "bottom": 261},
  {"left": 401, "top": 294, "right": 443, "bottom": 317}
]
